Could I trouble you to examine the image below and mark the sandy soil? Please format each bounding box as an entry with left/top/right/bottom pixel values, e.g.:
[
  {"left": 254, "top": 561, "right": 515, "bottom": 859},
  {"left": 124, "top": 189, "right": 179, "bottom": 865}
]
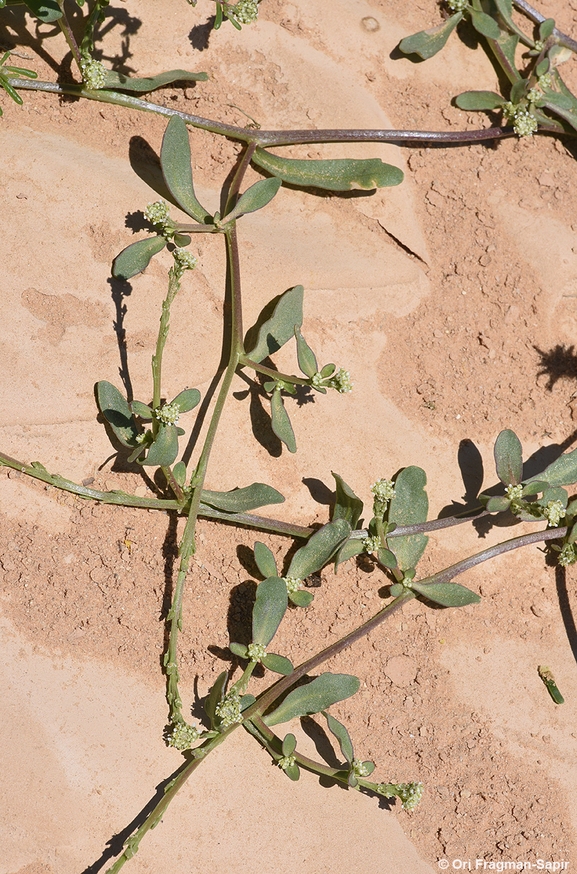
[{"left": 1, "top": 0, "right": 577, "bottom": 871}]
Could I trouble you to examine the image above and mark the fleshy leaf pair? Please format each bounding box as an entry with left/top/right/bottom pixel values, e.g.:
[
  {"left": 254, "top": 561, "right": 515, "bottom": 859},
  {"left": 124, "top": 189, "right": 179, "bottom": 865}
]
[{"left": 253, "top": 519, "right": 351, "bottom": 607}]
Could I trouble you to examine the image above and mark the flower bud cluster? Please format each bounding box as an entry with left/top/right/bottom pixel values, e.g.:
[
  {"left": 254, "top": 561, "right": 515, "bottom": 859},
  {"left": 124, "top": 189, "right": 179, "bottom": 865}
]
[
  {"left": 311, "top": 368, "right": 353, "bottom": 394},
  {"left": 173, "top": 248, "right": 197, "bottom": 271},
  {"left": 283, "top": 576, "right": 302, "bottom": 595},
  {"left": 231, "top": 0, "right": 259, "bottom": 24},
  {"left": 377, "top": 781, "right": 424, "bottom": 810},
  {"left": 363, "top": 535, "right": 381, "bottom": 554},
  {"left": 543, "top": 499, "right": 565, "bottom": 528},
  {"left": 155, "top": 402, "right": 180, "bottom": 425},
  {"left": 247, "top": 642, "right": 267, "bottom": 662},
  {"left": 351, "top": 758, "right": 373, "bottom": 777},
  {"left": 215, "top": 691, "right": 243, "bottom": 729},
  {"left": 168, "top": 721, "right": 201, "bottom": 751},
  {"left": 81, "top": 58, "right": 106, "bottom": 90},
  {"left": 556, "top": 542, "right": 577, "bottom": 567},
  {"left": 512, "top": 108, "right": 539, "bottom": 137},
  {"left": 278, "top": 754, "right": 296, "bottom": 770},
  {"left": 447, "top": 0, "right": 468, "bottom": 10},
  {"left": 371, "top": 479, "right": 396, "bottom": 503}
]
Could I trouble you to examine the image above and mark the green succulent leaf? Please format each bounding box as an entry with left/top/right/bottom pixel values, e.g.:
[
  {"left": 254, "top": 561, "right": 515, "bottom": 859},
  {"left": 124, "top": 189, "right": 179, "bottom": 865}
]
[
  {"left": 494, "top": 429, "right": 523, "bottom": 485},
  {"left": 334, "top": 537, "right": 365, "bottom": 572},
  {"left": 160, "top": 116, "right": 211, "bottom": 223},
  {"left": 261, "top": 653, "right": 294, "bottom": 675},
  {"left": 539, "top": 18, "right": 556, "bottom": 40},
  {"left": 200, "top": 483, "right": 285, "bottom": 512},
  {"left": 141, "top": 423, "right": 179, "bottom": 467},
  {"left": 484, "top": 495, "right": 512, "bottom": 513},
  {"left": 289, "top": 589, "right": 315, "bottom": 607},
  {"left": 24, "top": 0, "right": 62, "bottom": 21},
  {"left": 284, "top": 762, "right": 301, "bottom": 781},
  {"left": 244, "top": 285, "right": 304, "bottom": 364},
  {"left": 205, "top": 670, "right": 228, "bottom": 729},
  {"left": 229, "top": 642, "right": 249, "bottom": 658},
  {"left": 271, "top": 390, "right": 297, "bottom": 454},
  {"left": 224, "top": 177, "right": 282, "bottom": 222},
  {"left": 252, "top": 149, "right": 403, "bottom": 191},
  {"left": 287, "top": 519, "right": 351, "bottom": 580},
  {"left": 411, "top": 581, "right": 481, "bottom": 607},
  {"left": 263, "top": 673, "right": 360, "bottom": 727},
  {"left": 455, "top": 91, "right": 506, "bottom": 110},
  {"left": 398, "top": 12, "right": 463, "bottom": 60},
  {"left": 171, "top": 388, "right": 201, "bottom": 413},
  {"left": 112, "top": 236, "right": 167, "bottom": 280},
  {"left": 496, "top": 31, "right": 521, "bottom": 74},
  {"left": 331, "top": 472, "right": 364, "bottom": 529},
  {"left": 96, "top": 381, "right": 139, "bottom": 447},
  {"left": 387, "top": 467, "right": 428, "bottom": 572},
  {"left": 172, "top": 460, "right": 187, "bottom": 488},
  {"left": 522, "top": 481, "right": 548, "bottom": 496},
  {"left": 254, "top": 542, "right": 278, "bottom": 578},
  {"left": 295, "top": 327, "right": 318, "bottom": 378},
  {"left": 377, "top": 547, "right": 398, "bottom": 569},
  {"left": 101, "top": 69, "right": 208, "bottom": 93},
  {"left": 541, "top": 93, "right": 577, "bottom": 132},
  {"left": 510, "top": 78, "right": 529, "bottom": 105},
  {"left": 131, "top": 400, "right": 153, "bottom": 419},
  {"left": 538, "top": 486, "right": 568, "bottom": 508},
  {"left": 323, "top": 711, "right": 354, "bottom": 764},
  {"left": 470, "top": 9, "right": 501, "bottom": 39},
  {"left": 252, "top": 576, "right": 288, "bottom": 647},
  {"left": 282, "top": 733, "right": 297, "bottom": 756}
]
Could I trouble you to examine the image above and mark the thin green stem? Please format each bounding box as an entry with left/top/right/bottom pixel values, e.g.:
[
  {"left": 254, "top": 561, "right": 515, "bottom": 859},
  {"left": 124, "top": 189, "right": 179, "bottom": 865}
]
[
  {"left": 104, "top": 725, "right": 237, "bottom": 873},
  {"left": 224, "top": 141, "right": 257, "bottom": 218},
  {"left": 163, "top": 209, "right": 249, "bottom": 721},
  {"left": 238, "top": 354, "right": 310, "bottom": 386},
  {"left": 151, "top": 264, "right": 186, "bottom": 503}
]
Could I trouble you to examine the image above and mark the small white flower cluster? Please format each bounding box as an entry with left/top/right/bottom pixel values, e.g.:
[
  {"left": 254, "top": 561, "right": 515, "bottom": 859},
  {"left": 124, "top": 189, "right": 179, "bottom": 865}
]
[
  {"left": 537, "top": 72, "right": 553, "bottom": 90},
  {"left": 311, "top": 368, "right": 353, "bottom": 394},
  {"left": 544, "top": 499, "right": 565, "bottom": 528},
  {"left": 155, "top": 402, "right": 180, "bottom": 425},
  {"left": 232, "top": 0, "right": 259, "bottom": 24},
  {"left": 447, "top": 0, "right": 468, "bottom": 11},
  {"left": 283, "top": 576, "right": 302, "bottom": 595},
  {"left": 81, "top": 58, "right": 106, "bottom": 90},
  {"left": 173, "top": 248, "right": 197, "bottom": 271},
  {"left": 215, "top": 691, "right": 243, "bottom": 729},
  {"left": 351, "top": 758, "right": 373, "bottom": 778},
  {"left": 363, "top": 535, "right": 381, "bottom": 554},
  {"left": 556, "top": 542, "right": 577, "bottom": 567},
  {"left": 371, "top": 479, "right": 396, "bottom": 503},
  {"left": 168, "top": 721, "right": 201, "bottom": 750},
  {"left": 247, "top": 642, "right": 267, "bottom": 662},
  {"left": 278, "top": 754, "right": 296, "bottom": 770},
  {"left": 332, "top": 368, "right": 353, "bottom": 393},
  {"left": 378, "top": 781, "right": 424, "bottom": 810},
  {"left": 505, "top": 483, "right": 525, "bottom": 514},
  {"left": 513, "top": 108, "right": 539, "bottom": 137},
  {"left": 145, "top": 200, "right": 171, "bottom": 227}
]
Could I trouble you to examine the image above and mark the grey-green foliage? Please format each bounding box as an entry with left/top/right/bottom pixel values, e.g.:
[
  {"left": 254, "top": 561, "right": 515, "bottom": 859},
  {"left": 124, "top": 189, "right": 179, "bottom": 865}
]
[
  {"left": 252, "top": 576, "right": 288, "bottom": 647},
  {"left": 161, "top": 115, "right": 212, "bottom": 223},
  {"left": 244, "top": 286, "right": 304, "bottom": 364},
  {"left": 252, "top": 149, "right": 404, "bottom": 191},
  {"left": 387, "top": 467, "right": 428, "bottom": 572},
  {"left": 112, "top": 236, "right": 167, "bottom": 281},
  {"left": 287, "top": 519, "right": 352, "bottom": 580},
  {"left": 263, "top": 673, "right": 360, "bottom": 727}
]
